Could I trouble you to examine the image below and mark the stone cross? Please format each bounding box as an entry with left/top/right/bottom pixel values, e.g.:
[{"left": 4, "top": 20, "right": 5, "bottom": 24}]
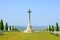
[
  {"left": 24, "top": 9, "right": 32, "bottom": 33},
  {"left": 27, "top": 9, "right": 31, "bottom": 26}
]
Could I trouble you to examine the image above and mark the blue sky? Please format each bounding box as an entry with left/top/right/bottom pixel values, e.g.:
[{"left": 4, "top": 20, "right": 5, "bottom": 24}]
[{"left": 0, "top": 0, "right": 60, "bottom": 26}]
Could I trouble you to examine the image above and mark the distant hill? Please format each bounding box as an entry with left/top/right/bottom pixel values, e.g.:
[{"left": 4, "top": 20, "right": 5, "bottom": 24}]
[{"left": 15, "top": 26, "right": 48, "bottom": 31}]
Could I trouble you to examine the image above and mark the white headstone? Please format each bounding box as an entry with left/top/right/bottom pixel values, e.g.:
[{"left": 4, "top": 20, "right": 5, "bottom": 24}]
[
  {"left": 4, "top": 26, "right": 5, "bottom": 31},
  {"left": 8, "top": 27, "right": 10, "bottom": 31}
]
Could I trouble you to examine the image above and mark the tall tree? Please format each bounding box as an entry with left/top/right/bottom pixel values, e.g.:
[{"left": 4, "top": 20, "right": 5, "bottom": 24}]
[
  {"left": 9, "top": 26, "right": 11, "bottom": 31},
  {"left": 48, "top": 25, "right": 51, "bottom": 31},
  {"left": 0, "top": 20, "right": 4, "bottom": 31},
  {"left": 56, "top": 22, "right": 59, "bottom": 31},
  {"left": 52, "top": 25, "right": 54, "bottom": 32},
  {"left": 0, "top": 22, "right": 1, "bottom": 30},
  {"left": 5, "top": 23, "right": 8, "bottom": 31}
]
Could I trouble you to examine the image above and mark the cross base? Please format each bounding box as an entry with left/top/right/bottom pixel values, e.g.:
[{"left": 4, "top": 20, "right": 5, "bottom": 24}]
[{"left": 24, "top": 25, "right": 32, "bottom": 33}]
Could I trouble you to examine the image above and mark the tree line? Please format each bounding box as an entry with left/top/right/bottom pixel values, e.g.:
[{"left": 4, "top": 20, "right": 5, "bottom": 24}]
[
  {"left": 0, "top": 19, "right": 18, "bottom": 31},
  {"left": 48, "top": 22, "right": 59, "bottom": 32}
]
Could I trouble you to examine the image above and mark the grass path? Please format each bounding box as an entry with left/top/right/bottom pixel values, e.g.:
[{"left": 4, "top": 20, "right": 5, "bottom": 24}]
[{"left": 0, "top": 32, "right": 60, "bottom": 40}]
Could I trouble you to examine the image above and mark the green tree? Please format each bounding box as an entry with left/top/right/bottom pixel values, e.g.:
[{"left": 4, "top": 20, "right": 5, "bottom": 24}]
[
  {"left": 12, "top": 26, "right": 18, "bottom": 31},
  {"left": 52, "top": 25, "right": 54, "bottom": 32},
  {"left": 12, "top": 26, "right": 15, "bottom": 31},
  {"left": 56, "top": 22, "right": 59, "bottom": 31},
  {"left": 9, "top": 26, "right": 11, "bottom": 31},
  {"left": 5, "top": 23, "right": 8, "bottom": 31},
  {"left": 15, "top": 28, "right": 18, "bottom": 31},
  {"left": 0, "top": 22, "right": 1, "bottom": 30},
  {"left": 48, "top": 25, "right": 51, "bottom": 31},
  {"left": 0, "top": 20, "right": 4, "bottom": 31}
]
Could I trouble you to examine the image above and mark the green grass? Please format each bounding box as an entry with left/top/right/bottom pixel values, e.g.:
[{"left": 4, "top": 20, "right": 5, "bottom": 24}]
[{"left": 0, "top": 32, "right": 60, "bottom": 40}]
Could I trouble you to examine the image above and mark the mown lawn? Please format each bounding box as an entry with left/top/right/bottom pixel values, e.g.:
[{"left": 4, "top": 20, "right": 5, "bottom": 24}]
[{"left": 0, "top": 32, "right": 60, "bottom": 40}]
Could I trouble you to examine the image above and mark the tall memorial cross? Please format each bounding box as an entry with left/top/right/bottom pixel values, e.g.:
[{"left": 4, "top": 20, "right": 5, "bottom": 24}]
[{"left": 24, "top": 9, "right": 32, "bottom": 33}]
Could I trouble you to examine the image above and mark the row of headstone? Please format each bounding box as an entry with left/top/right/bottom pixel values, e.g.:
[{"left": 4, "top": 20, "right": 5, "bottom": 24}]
[
  {"left": 51, "top": 31, "right": 60, "bottom": 36},
  {"left": 4, "top": 26, "right": 15, "bottom": 32}
]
